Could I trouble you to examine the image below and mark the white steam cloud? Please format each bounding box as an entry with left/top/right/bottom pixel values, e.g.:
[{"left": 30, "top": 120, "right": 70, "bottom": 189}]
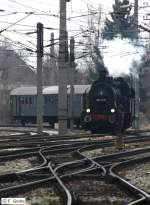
[{"left": 102, "top": 38, "right": 144, "bottom": 77}]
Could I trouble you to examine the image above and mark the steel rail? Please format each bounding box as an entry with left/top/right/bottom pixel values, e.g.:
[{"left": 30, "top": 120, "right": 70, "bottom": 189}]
[
  {"left": 48, "top": 161, "right": 72, "bottom": 205},
  {"left": 93, "top": 146, "right": 150, "bottom": 164},
  {"left": 76, "top": 145, "right": 107, "bottom": 176},
  {"left": 0, "top": 128, "right": 150, "bottom": 150},
  {"left": 0, "top": 137, "right": 149, "bottom": 177},
  {"left": 18, "top": 147, "right": 48, "bottom": 173},
  {"left": 110, "top": 155, "right": 150, "bottom": 201},
  {"left": 127, "top": 196, "right": 146, "bottom": 205},
  {"left": 0, "top": 142, "right": 107, "bottom": 200},
  {"left": 0, "top": 152, "right": 141, "bottom": 204},
  {"left": 1, "top": 138, "right": 148, "bottom": 178},
  {"left": 0, "top": 140, "right": 100, "bottom": 165},
  {"left": 0, "top": 130, "right": 150, "bottom": 203},
  {"left": 0, "top": 136, "right": 111, "bottom": 149}
]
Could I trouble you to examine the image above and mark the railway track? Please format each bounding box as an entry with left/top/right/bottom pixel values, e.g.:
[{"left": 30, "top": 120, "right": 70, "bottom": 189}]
[
  {"left": 110, "top": 154, "right": 150, "bottom": 205},
  {"left": 0, "top": 129, "right": 150, "bottom": 204}
]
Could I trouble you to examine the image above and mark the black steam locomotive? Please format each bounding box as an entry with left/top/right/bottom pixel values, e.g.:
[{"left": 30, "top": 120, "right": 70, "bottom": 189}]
[{"left": 81, "top": 72, "right": 135, "bottom": 133}]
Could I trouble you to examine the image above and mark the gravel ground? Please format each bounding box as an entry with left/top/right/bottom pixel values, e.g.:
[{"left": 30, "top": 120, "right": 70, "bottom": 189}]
[
  {"left": 16, "top": 186, "right": 61, "bottom": 205},
  {"left": 65, "top": 179, "right": 134, "bottom": 205},
  {"left": 46, "top": 153, "right": 75, "bottom": 165},
  {"left": 119, "top": 162, "right": 150, "bottom": 193},
  {"left": 0, "top": 157, "right": 38, "bottom": 174}
]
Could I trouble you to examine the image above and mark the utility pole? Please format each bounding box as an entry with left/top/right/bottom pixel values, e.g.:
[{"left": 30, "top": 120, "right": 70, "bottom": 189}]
[
  {"left": 50, "top": 33, "right": 54, "bottom": 54},
  {"left": 69, "top": 37, "right": 75, "bottom": 131},
  {"left": 134, "top": 0, "right": 139, "bottom": 129},
  {"left": 49, "top": 33, "right": 57, "bottom": 85},
  {"left": 37, "top": 22, "right": 44, "bottom": 134},
  {"left": 58, "top": 0, "right": 70, "bottom": 135},
  {"left": 134, "top": 0, "right": 139, "bottom": 39}
]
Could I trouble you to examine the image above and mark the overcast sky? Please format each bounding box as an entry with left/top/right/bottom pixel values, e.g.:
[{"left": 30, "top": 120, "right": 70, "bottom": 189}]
[{"left": 0, "top": 0, "right": 149, "bottom": 76}]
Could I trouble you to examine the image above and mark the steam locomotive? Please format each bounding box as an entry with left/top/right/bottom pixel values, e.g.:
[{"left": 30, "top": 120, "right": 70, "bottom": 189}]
[{"left": 81, "top": 71, "right": 135, "bottom": 133}]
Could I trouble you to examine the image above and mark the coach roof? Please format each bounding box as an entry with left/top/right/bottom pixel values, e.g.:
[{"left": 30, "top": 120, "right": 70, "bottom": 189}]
[
  {"left": 69, "top": 85, "right": 91, "bottom": 94},
  {"left": 44, "top": 85, "right": 91, "bottom": 94},
  {"left": 10, "top": 86, "right": 37, "bottom": 95},
  {"left": 10, "top": 85, "right": 91, "bottom": 95}
]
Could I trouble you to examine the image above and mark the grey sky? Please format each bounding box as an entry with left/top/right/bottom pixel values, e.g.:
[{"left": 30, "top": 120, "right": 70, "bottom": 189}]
[{"left": 0, "top": 0, "right": 149, "bottom": 75}]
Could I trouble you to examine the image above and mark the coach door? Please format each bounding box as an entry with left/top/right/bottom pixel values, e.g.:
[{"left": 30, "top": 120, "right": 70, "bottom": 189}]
[
  {"left": 44, "top": 95, "right": 58, "bottom": 116},
  {"left": 20, "top": 96, "right": 36, "bottom": 116}
]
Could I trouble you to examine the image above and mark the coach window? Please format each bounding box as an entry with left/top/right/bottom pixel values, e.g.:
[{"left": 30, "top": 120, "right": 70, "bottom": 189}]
[
  {"left": 50, "top": 96, "right": 53, "bottom": 103},
  {"left": 29, "top": 97, "right": 32, "bottom": 104},
  {"left": 25, "top": 97, "right": 28, "bottom": 104},
  {"left": 47, "top": 96, "right": 51, "bottom": 103},
  {"left": 54, "top": 95, "right": 57, "bottom": 103},
  {"left": 33, "top": 96, "right": 35, "bottom": 105},
  {"left": 21, "top": 97, "right": 24, "bottom": 104},
  {"left": 47, "top": 96, "right": 50, "bottom": 103}
]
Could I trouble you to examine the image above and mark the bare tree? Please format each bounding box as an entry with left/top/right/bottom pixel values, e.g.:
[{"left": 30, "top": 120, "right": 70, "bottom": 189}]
[
  {"left": 0, "top": 47, "right": 11, "bottom": 123},
  {"left": 0, "top": 41, "right": 36, "bottom": 124},
  {"left": 43, "top": 34, "right": 58, "bottom": 86},
  {"left": 80, "top": 4, "right": 108, "bottom": 82}
]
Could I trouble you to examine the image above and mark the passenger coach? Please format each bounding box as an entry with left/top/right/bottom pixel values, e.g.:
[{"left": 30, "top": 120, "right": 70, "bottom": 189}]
[{"left": 10, "top": 85, "right": 90, "bottom": 127}]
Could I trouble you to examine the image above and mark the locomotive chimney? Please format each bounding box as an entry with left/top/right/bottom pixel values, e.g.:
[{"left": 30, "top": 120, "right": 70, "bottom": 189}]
[{"left": 98, "top": 69, "right": 108, "bottom": 79}]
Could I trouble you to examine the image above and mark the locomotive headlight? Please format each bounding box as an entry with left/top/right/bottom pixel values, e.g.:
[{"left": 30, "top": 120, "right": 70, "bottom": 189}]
[
  {"left": 86, "top": 108, "right": 91, "bottom": 113},
  {"left": 111, "top": 108, "right": 115, "bottom": 113}
]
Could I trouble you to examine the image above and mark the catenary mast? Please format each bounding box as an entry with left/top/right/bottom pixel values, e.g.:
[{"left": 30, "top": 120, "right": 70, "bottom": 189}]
[{"left": 58, "top": 0, "right": 70, "bottom": 135}]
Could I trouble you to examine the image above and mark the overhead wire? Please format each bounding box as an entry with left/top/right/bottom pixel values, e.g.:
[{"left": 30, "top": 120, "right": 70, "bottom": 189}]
[
  {"left": 0, "top": 20, "right": 37, "bottom": 28},
  {"left": 0, "top": 33, "right": 36, "bottom": 52},
  {"left": 7, "top": 0, "right": 51, "bottom": 15},
  {"left": 0, "top": 12, "right": 33, "bottom": 34},
  {"left": 0, "top": 0, "right": 148, "bottom": 65},
  {"left": 18, "top": 0, "right": 59, "bottom": 8}
]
